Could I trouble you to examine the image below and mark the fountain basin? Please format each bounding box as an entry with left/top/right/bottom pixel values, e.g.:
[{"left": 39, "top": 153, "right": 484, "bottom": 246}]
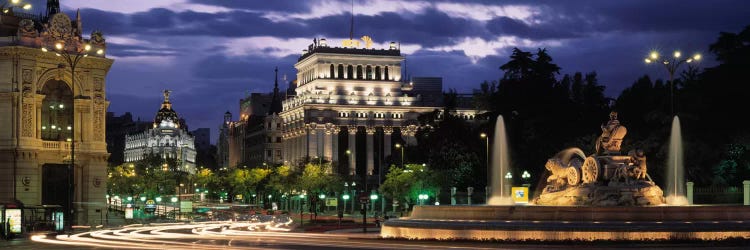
[{"left": 381, "top": 205, "right": 750, "bottom": 241}]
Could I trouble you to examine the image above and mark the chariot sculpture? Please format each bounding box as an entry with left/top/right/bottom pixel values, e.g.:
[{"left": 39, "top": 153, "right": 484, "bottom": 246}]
[{"left": 536, "top": 112, "right": 664, "bottom": 206}]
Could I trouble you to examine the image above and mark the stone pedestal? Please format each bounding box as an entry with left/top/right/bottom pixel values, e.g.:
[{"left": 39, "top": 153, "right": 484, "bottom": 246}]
[{"left": 534, "top": 181, "right": 665, "bottom": 206}]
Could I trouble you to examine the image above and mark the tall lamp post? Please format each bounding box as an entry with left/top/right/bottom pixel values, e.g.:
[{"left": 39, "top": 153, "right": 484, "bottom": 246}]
[
  {"left": 644, "top": 50, "right": 701, "bottom": 115},
  {"left": 394, "top": 143, "right": 404, "bottom": 168},
  {"left": 480, "top": 133, "right": 489, "bottom": 186},
  {"left": 345, "top": 149, "right": 352, "bottom": 175},
  {"left": 41, "top": 31, "right": 105, "bottom": 229}
]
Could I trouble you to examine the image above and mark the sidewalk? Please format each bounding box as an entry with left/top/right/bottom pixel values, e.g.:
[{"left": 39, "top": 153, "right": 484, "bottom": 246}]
[{"left": 324, "top": 228, "right": 381, "bottom": 239}]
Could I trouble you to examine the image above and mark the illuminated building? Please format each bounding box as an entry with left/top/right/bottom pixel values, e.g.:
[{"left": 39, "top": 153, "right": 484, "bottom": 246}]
[
  {"left": 280, "top": 37, "right": 481, "bottom": 179},
  {"left": 0, "top": 1, "right": 113, "bottom": 226},
  {"left": 124, "top": 90, "right": 196, "bottom": 174}
]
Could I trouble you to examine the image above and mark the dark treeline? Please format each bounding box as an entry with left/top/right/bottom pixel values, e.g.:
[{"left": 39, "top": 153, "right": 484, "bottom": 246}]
[{"left": 412, "top": 25, "right": 750, "bottom": 191}]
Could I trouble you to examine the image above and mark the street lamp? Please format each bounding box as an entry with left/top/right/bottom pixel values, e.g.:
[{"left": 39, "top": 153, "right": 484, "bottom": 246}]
[
  {"left": 418, "top": 194, "right": 428, "bottom": 205},
  {"left": 2, "top": 0, "right": 31, "bottom": 13},
  {"left": 480, "top": 133, "right": 489, "bottom": 187},
  {"left": 155, "top": 197, "right": 163, "bottom": 216},
  {"left": 345, "top": 149, "right": 352, "bottom": 175},
  {"left": 522, "top": 170, "right": 531, "bottom": 183},
  {"left": 644, "top": 50, "right": 701, "bottom": 115},
  {"left": 41, "top": 33, "right": 105, "bottom": 228},
  {"left": 394, "top": 143, "right": 404, "bottom": 168}
]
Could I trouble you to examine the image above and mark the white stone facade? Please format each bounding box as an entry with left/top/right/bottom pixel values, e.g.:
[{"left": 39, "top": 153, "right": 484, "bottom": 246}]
[
  {"left": 280, "top": 41, "right": 480, "bottom": 177},
  {"left": 124, "top": 93, "right": 196, "bottom": 174}
]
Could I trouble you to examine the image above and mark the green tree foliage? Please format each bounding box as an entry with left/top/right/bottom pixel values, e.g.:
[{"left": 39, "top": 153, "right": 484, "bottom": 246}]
[
  {"left": 298, "top": 163, "right": 341, "bottom": 194},
  {"left": 481, "top": 47, "right": 609, "bottom": 186},
  {"left": 267, "top": 165, "right": 297, "bottom": 194},
  {"left": 379, "top": 164, "right": 439, "bottom": 206},
  {"left": 228, "top": 168, "right": 271, "bottom": 201},
  {"left": 106, "top": 153, "right": 188, "bottom": 198}
]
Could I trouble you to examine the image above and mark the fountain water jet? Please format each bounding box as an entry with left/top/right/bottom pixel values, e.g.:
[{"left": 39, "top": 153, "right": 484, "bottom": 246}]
[
  {"left": 487, "top": 115, "right": 514, "bottom": 205},
  {"left": 666, "top": 116, "right": 688, "bottom": 205},
  {"left": 382, "top": 113, "right": 750, "bottom": 241}
]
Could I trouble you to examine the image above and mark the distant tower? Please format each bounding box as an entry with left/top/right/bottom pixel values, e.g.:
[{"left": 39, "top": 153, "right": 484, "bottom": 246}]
[
  {"left": 224, "top": 111, "right": 232, "bottom": 125},
  {"left": 47, "top": 0, "right": 60, "bottom": 16},
  {"left": 268, "top": 67, "right": 283, "bottom": 115}
]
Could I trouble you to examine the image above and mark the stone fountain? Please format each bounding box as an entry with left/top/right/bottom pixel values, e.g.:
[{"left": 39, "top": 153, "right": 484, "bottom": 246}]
[
  {"left": 534, "top": 111, "right": 665, "bottom": 206},
  {"left": 382, "top": 112, "right": 750, "bottom": 241}
]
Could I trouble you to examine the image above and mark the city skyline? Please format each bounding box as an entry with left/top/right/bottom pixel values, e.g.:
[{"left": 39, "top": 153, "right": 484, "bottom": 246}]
[{"left": 36, "top": 0, "right": 750, "bottom": 139}]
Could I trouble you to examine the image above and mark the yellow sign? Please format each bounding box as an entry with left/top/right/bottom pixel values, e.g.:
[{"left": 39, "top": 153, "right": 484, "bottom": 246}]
[
  {"left": 512, "top": 187, "right": 529, "bottom": 203},
  {"left": 342, "top": 39, "right": 360, "bottom": 48},
  {"left": 342, "top": 36, "right": 374, "bottom": 48},
  {"left": 325, "top": 198, "right": 338, "bottom": 207},
  {"left": 361, "top": 36, "right": 373, "bottom": 48}
]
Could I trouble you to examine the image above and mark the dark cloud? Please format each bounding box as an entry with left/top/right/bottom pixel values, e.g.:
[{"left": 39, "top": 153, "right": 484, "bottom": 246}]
[
  {"left": 188, "top": 0, "right": 310, "bottom": 12},
  {"left": 105, "top": 43, "right": 180, "bottom": 57},
  {"left": 485, "top": 16, "right": 579, "bottom": 39},
  {"left": 190, "top": 55, "right": 297, "bottom": 81},
  {"left": 68, "top": 0, "right": 750, "bottom": 141}
]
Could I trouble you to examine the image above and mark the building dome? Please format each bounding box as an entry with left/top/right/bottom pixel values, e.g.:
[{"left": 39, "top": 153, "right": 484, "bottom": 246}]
[{"left": 153, "top": 90, "right": 182, "bottom": 128}]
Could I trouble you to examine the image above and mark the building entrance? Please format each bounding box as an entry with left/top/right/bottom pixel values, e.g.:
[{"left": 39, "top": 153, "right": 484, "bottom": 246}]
[{"left": 42, "top": 164, "right": 72, "bottom": 227}]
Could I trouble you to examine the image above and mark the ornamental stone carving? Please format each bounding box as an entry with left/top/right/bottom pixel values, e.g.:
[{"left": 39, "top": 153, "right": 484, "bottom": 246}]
[
  {"left": 22, "top": 103, "right": 33, "bottom": 137},
  {"left": 93, "top": 77, "right": 103, "bottom": 93},
  {"left": 383, "top": 126, "right": 393, "bottom": 135},
  {"left": 47, "top": 13, "right": 73, "bottom": 40},
  {"left": 365, "top": 127, "right": 376, "bottom": 135},
  {"left": 93, "top": 109, "right": 104, "bottom": 141},
  {"left": 18, "top": 19, "right": 37, "bottom": 38},
  {"left": 324, "top": 123, "right": 335, "bottom": 134},
  {"left": 22, "top": 69, "right": 33, "bottom": 98},
  {"left": 90, "top": 30, "right": 105, "bottom": 46},
  {"left": 535, "top": 112, "right": 664, "bottom": 206}
]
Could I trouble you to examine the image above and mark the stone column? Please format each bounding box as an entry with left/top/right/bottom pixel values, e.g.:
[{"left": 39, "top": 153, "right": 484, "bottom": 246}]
[
  {"left": 296, "top": 131, "right": 303, "bottom": 160},
  {"left": 290, "top": 133, "right": 296, "bottom": 161},
  {"left": 403, "top": 125, "right": 417, "bottom": 146},
  {"left": 307, "top": 124, "right": 318, "bottom": 159},
  {"left": 348, "top": 126, "right": 357, "bottom": 175},
  {"left": 332, "top": 127, "right": 340, "bottom": 163},
  {"left": 383, "top": 126, "right": 393, "bottom": 159},
  {"left": 324, "top": 124, "right": 333, "bottom": 161},
  {"left": 366, "top": 127, "right": 375, "bottom": 176},
  {"left": 317, "top": 127, "right": 325, "bottom": 160},
  {"left": 686, "top": 181, "right": 694, "bottom": 205},
  {"left": 744, "top": 180, "right": 750, "bottom": 206}
]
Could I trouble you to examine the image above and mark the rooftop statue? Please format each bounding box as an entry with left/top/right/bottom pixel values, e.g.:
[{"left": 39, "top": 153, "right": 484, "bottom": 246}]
[{"left": 535, "top": 112, "right": 665, "bottom": 206}]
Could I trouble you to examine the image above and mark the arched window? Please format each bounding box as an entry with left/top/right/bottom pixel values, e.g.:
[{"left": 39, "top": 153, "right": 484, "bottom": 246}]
[
  {"left": 329, "top": 64, "right": 335, "bottom": 78},
  {"left": 347, "top": 65, "right": 354, "bottom": 79},
  {"left": 356, "top": 65, "right": 363, "bottom": 80},
  {"left": 366, "top": 65, "right": 373, "bottom": 80},
  {"left": 384, "top": 66, "right": 390, "bottom": 80},
  {"left": 375, "top": 66, "right": 381, "bottom": 80},
  {"left": 338, "top": 64, "right": 344, "bottom": 79},
  {"left": 40, "top": 80, "right": 73, "bottom": 141}
]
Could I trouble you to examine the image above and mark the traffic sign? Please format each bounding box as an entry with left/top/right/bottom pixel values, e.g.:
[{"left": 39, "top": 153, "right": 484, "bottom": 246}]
[{"left": 145, "top": 199, "right": 156, "bottom": 213}]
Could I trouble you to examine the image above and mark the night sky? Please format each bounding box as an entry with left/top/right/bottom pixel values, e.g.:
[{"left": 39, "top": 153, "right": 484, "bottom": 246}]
[{"left": 32, "top": 0, "right": 750, "bottom": 142}]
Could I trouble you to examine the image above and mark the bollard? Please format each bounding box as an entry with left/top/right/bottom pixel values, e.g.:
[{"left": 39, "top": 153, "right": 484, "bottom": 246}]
[
  {"left": 450, "top": 187, "right": 457, "bottom": 206},
  {"left": 743, "top": 180, "right": 750, "bottom": 205},
  {"left": 467, "top": 187, "right": 473, "bottom": 205},
  {"left": 686, "top": 182, "right": 694, "bottom": 205}
]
